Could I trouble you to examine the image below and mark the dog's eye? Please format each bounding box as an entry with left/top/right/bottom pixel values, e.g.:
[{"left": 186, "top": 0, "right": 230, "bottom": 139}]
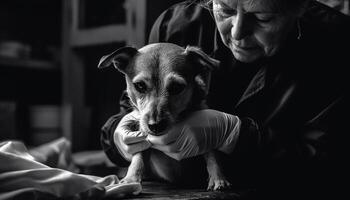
[
  {"left": 168, "top": 83, "right": 186, "bottom": 95},
  {"left": 134, "top": 81, "right": 147, "bottom": 93}
]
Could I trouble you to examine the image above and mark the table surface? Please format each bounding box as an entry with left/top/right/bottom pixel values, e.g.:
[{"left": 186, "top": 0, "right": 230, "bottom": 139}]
[{"left": 118, "top": 181, "right": 255, "bottom": 200}]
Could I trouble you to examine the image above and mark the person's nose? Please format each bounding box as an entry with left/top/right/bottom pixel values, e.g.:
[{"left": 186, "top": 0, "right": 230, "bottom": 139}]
[{"left": 231, "top": 11, "right": 251, "bottom": 40}]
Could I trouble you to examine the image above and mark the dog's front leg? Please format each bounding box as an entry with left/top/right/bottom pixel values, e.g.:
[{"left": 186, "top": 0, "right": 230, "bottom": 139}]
[
  {"left": 204, "top": 151, "right": 232, "bottom": 191},
  {"left": 120, "top": 152, "right": 144, "bottom": 183}
]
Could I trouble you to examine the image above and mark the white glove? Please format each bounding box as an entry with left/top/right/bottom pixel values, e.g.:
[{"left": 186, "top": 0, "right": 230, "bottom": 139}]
[
  {"left": 113, "top": 111, "right": 151, "bottom": 161},
  {"left": 147, "top": 109, "right": 241, "bottom": 160}
]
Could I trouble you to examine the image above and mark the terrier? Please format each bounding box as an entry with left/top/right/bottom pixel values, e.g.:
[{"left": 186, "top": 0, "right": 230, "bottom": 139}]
[{"left": 98, "top": 43, "right": 231, "bottom": 190}]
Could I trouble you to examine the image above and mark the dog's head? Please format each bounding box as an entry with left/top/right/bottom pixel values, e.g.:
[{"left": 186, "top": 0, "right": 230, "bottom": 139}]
[{"left": 98, "top": 43, "right": 219, "bottom": 135}]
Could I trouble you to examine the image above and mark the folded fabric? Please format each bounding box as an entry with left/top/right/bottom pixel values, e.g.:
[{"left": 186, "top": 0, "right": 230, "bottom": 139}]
[
  {"left": 28, "top": 137, "right": 79, "bottom": 172},
  {"left": 0, "top": 140, "right": 141, "bottom": 200}
]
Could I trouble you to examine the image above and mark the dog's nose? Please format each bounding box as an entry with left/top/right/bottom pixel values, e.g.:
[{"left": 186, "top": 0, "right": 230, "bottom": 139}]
[{"left": 148, "top": 120, "right": 167, "bottom": 134}]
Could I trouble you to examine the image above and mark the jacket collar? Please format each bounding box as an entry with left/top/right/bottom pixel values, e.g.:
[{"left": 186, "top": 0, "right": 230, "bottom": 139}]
[
  {"left": 236, "top": 66, "right": 267, "bottom": 106},
  {"left": 213, "top": 28, "right": 267, "bottom": 107}
]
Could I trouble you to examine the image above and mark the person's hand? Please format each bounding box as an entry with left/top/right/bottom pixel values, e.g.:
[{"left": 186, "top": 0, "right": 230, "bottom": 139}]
[
  {"left": 147, "top": 109, "right": 241, "bottom": 160},
  {"left": 114, "top": 111, "right": 151, "bottom": 161}
]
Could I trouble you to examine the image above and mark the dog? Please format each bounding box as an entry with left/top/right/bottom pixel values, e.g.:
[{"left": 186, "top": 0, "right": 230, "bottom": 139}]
[{"left": 98, "top": 43, "right": 231, "bottom": 191}]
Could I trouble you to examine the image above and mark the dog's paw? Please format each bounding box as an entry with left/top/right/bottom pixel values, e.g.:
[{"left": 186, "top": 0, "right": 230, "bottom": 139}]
[
  {"left": 207, "top": 176, "right": 232, "bottom": 191},
  {"left": 120, "top": 175, "right": 142, "bottom": 184}
]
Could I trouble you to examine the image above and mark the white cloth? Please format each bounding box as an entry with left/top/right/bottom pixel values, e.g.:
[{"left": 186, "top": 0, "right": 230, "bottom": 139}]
[{"left": 0, "top": 139, "right": 141, "bottom": 199}]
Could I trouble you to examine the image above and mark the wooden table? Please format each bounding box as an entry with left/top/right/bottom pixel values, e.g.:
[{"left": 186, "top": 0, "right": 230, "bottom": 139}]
[
  {"left": 74, "top": 155, "right": 256, "bottom": 199},
  {"left": 120, "top": 182, "right": 255, "bottom": 200}
]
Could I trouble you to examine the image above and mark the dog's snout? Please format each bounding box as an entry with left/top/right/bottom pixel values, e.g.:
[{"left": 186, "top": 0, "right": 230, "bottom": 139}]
[{"left": 148, "top": 120, "right": 167, "bottom": 134}]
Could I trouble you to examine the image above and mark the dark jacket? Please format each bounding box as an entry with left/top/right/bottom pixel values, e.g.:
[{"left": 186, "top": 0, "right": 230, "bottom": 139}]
[{"left": 101, "top": 0, "right": 349, "bottom": 197}]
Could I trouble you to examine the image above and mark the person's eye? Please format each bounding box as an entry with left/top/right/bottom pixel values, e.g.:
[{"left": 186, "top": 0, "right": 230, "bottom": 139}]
[
  {"left": 255, "top": 14, "right": 275, "bottom": 23},
  {"left": 133, "top": 81, "right": 147, "bottom": 94},
  {"left": 216, "top": 8, "right": 237, "bottom": 18}
]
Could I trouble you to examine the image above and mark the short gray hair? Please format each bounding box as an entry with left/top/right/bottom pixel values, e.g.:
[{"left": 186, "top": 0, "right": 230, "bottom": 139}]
[{"left": 198, "top": 0, "right": 309, "bottom": 13}]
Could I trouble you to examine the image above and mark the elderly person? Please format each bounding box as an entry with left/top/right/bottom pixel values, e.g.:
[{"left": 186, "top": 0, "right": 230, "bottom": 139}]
[{"left": 101, "top": 0, "right": 349, "bottom": 198}]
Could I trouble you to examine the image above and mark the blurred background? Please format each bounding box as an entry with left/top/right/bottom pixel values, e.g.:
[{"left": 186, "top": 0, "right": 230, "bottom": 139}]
[{"left": 0, "top": 0, "right": 349, "bottom": 152}]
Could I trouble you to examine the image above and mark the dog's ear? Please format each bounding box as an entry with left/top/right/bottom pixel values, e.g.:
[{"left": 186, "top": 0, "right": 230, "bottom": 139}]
[
  {"left": 97, "top": 47, "right": 138, "bottom": 73},
  {"left": 184, "top": 46, "right": 220, "bottom": 71},
  {"left": 184, "top": 46, "right": 220, "bottom": 96}
]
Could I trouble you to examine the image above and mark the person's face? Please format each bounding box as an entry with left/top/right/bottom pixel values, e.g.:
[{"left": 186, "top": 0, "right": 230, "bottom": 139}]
[{"left": 213, "top": 0, "right": 298, "bottom": 63}]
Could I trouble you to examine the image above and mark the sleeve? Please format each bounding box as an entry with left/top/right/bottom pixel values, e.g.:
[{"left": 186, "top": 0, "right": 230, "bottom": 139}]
[
  {"left": 148, "top": 1, "right": 216, "bottom": 52},
  {"left": 148, "top": 9, "right": 164, "bottom": 44},
  {"left": 297, "top": 95, "right": 347, "bottom": 160},
  {"left": 231, "top": 117, "right": 261, "bottom": 158},
  {"left": 100, "top": 91, "right": 132, "bottom": 167},
  {"left": 148, "top": 3, "right": 181, "bottom": 44},
  {"left": 233, "top": 95, "right": 347, "bottom": 162},
  {"left": 148, "top": 3, "right": 184, "bottom": 44},
  {"left": 224, "top": 96, "right": 348, "bottom": 191}
]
